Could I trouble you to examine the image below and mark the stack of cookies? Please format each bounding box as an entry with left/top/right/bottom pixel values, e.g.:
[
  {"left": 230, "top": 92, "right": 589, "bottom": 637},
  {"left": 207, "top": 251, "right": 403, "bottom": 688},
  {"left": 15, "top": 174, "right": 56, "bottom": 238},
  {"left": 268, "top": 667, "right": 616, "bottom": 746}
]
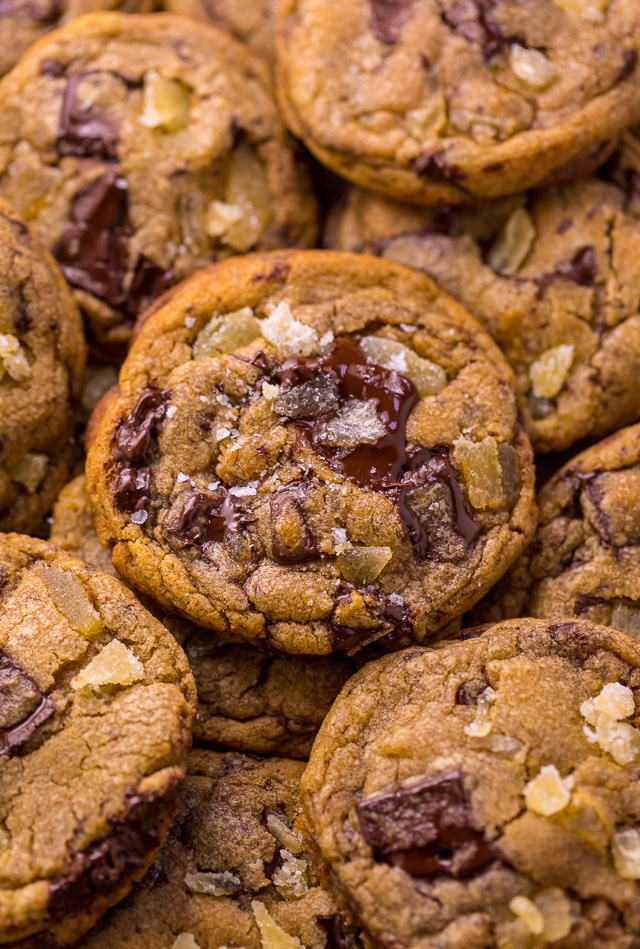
[{"left": 1, "top": 1, "right": 640, "bottom": 947}]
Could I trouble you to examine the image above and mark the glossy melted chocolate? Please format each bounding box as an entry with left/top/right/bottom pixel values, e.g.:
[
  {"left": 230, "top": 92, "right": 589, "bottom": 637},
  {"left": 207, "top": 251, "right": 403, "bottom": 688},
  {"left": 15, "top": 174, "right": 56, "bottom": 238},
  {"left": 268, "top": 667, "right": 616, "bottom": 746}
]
[
  {"left": 113, "top": 388, "right": 169, "bottom": 513},
  {"left": 166, "top": 491, "right": 255, "bottom": 549},
  {"left": 356, "top": 770, "right": 496, "bottom": 879}
]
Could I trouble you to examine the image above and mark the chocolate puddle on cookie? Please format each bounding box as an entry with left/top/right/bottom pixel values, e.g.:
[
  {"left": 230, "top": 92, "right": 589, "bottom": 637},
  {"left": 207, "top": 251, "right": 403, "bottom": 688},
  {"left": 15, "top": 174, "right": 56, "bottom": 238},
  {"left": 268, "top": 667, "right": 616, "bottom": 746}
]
[{"left": 272, "top": 337, "right": 479, "bottom": 558}]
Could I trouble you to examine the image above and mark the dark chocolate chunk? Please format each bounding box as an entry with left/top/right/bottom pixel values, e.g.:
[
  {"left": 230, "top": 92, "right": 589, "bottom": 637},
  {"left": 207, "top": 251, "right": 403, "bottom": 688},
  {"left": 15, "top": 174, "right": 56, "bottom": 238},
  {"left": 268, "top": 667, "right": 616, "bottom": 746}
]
[
  {"left": 269, "top": 483, "right": 318, "bottom": 565},
  {"left": 57, "top": 73, "right": 119, "bottom": 160},
  {"left": 574, "top": 594, "right": 607, "bottom": 616},
  {"left": 370, "top": 0, "right": 413, "bottom": 43},
  {"left": 316, "top": 915, "right": 359, "bottom": 949},
  {"left": 165, "top": 490, "right": 256, "bottom": 549},
  {"left": 54, "top": 170, "right": 132, "bottom": 309},
  {"left": 0, "top": 648, "right": 55, "bottom": 758},
  {"left": 126, "top": 256, "right": 175, "bottom": 320},
  {"left": 49, "top": 781, "right": 179, "bottom": 919},
  {"left": 330, "top": 585, "right": 415, "bottom": 653},
  {"left": 539, "top": 245, "right": 598, "bottom": 290},
  {"left": 414, "top": 149, "right": 466, "bottom": 181},
  {"left": 40, "top": 59, "right": 65, "bottom": 77},
  {"left": 356, "top": 770, "right": 496, "bottom": 879},
  {"left": 439, "top": 0, "right": 507, "bottom": 60},
  {"left": 113, "top": 388, "right": 169, "bottom": 514},
  {"left": 13, "top": 308, "right": 33, "bottom": 335}
]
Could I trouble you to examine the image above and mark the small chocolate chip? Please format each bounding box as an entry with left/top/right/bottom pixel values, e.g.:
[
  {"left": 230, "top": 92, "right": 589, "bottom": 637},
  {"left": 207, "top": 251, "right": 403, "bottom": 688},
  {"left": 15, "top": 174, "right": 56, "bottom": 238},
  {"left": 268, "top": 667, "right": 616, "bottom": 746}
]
[
  {"left": 539, "top": 245, "right": 598, "bottom": 290},
  {"left": 456, "top": 678, "right": 489, "bottom": 706},
  {"left": 369, "top": 0, "right": 413, "bottom": 43}
]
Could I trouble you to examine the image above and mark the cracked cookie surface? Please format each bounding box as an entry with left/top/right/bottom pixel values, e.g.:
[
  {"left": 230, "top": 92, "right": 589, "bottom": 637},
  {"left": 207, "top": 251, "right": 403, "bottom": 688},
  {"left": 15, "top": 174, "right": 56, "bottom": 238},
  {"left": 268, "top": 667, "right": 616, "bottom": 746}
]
[
  {"left": 161, "top": 0, "right": 276, "bottom": 68},
  {"left": 0, "top": 12, "right": 317, "bottom": 359},
  {"left": 476, "top": 422, "right": 640, "bottom": 638},
  {"left": 301, "top": 618, "right": 640, "bottom": 949},
  {"left": 51, "top": 474, "right": 356, "bottom": 758},
  {"left": 276, "top": 0, "right": 640, "bottom": 206},
  {"left": 0, "top": 199, "right": 85, "bottom": 534},
  {"left": 0, "top": 532, "right": 196, "bottom": 947},
  {"left": 79, "top": 749, "right": 358, "bottom": 949},
  {"left": 86, "top": 250, "right": 536, "bottom": 655},
  {"left": 325, "top": 155, "right": 640, "bottom": 453}
]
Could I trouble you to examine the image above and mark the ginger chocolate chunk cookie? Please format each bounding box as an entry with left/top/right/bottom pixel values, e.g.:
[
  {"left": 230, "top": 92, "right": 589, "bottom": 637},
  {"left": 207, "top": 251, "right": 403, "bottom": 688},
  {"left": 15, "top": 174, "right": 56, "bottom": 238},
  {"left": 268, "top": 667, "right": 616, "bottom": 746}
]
[
  {"left": 301, "top": 619, "right": 640, "bottom": 949},
  {"left": 0, "top": 199, "right": 85, "bottom": 535},
  {"left": 326, "top": 169, "right": 640, "bottom": 453},
  {"left": 0, "top": 533, "right": 196, "bottom": 948},
  {"left": 79, "top": 750, "right": 357, "bottom": 949},
  {"left": 86, "top": 250, "right": 536, "bottom": 655},
  {"left": 0, "top": 13, "right": 317, "bottom": 358},
  {"left": 51, "top": 474, "right": 356, "bottom": 758},
  {"left": 477, "top": 422, "right": 640, "bottom": 636},
  {"left": 276, "top": 0, "right": 640, "bottom": 206}
]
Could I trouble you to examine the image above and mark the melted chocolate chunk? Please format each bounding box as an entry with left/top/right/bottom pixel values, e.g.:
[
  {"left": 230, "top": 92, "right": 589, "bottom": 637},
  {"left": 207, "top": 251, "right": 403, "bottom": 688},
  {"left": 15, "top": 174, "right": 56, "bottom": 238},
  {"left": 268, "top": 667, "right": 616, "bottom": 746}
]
[
  {"left": 275, "top": 337, "right": 419, "bottom": 492},
  {"left": 57, "top": 73, "right": 118, "bottom": 160},
  {"left": 165, "top": 491, "right": 255, "bottom": 549},
  {"left": 356, "top": 770, "right": 496, "bottom": 879},
  {"left": 49, "top": 782, "right": 179, "bottom": 919},
  {"left": 0, "top": 648, "right": 55, "bottom": 757},
  {"left": 456, "top": 678, "right": 489, "bottom": 706},
  {"left": 370, "top": 0, "right": 413, "bottom": 43},
  {"left": 414, "top": 149, "right": 466, "bottom": 181},
  {"left": 539, "top": 245, "right": 598, "bottom": 290},
  {"left": 330, "top": 585, "right": 414, "bottom": 653},
  {"left": 127, "top": 256, "right": 175, "bottom": 319},
  {"left": 113, "top": 388, "right": 169, "bottom": 514},
  {"left": 54, "top": 170, "right": 132, "bottom": 309},
  {"left": 269, "top": 483, "right": 318, "bottom": 565},
  {"left": 574, "top": 594, "right": 607, "bottom": 616}
]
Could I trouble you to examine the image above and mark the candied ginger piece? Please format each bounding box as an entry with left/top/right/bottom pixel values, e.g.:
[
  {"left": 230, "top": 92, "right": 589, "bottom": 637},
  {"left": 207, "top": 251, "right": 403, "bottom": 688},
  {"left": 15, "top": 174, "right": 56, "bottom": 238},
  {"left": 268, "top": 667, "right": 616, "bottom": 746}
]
[
  {"left": 272, "top": 850, "right": 308, "bottom": 900},
  {"left": 487, "top": 206, "right": 536, "bottom": 276},
  {"left": 611, "top": 603, "right": 640, "bottom": 640},
  {"left": 71, "top": 640, "right": 144, "bottom": 690},
  {"left": 464, "top": 686, "right": 496, "bottom": 738},
  {"left": 193, "top": 307, "right": 261, "bottom": 359},
  {"left": 35, "top": 563, "right": 102, "bottom": 638},
  {"left": 266, "top": 812, "right": 302, "bottom": 854},
  {"left": 274, "top": 374, "right": 339, "bottom": 419},
  {"left": 553, "top": 0, "right": 608, "bottom": 24},
  {"left": 536, "top": 888, "right": 573, "bottom": 942},
  {"left": 530, "top": 345, "right": 574, "bottom": 400},
  {"left": 359, "top": 335, "right": 447, "bottom": 397},
  {"left": 139, "top": 71, "right": 191, "bottom": 132},
  {"left": 317, "top": 400, "right": 385, "bottom": 447},
  {"left": 336, "top": 546, "right": 392, "bottom": 585},
  {"left": 524, "top": 765, "right": 573, "bottom": 817},
  {"left": 185, "top": 870, "right": 241, "bottom": 896},
  {"left": 252, "top": 901, "right": 301, "bottom": 949},
  {"left": 7, "top": 453, "right": 48, "bottom": 493},
  {"left": 509, "top": 45, "right": 558, "bottom": 89},
  {"left": 509, "top": 896, "right": 544, "bottom": 936},
  {"left": 453, "top": 436, "right": 505, "bottom": 509},
  {"left": 0, "top": 333, "right": 30, "bottom": 382},
  {"left": 223, "top": 143, "right": 273, "bottom": 252},
  {"left": 613, "top": 827, "right": 640, "bottom": 879},
  {"left": 260, "top": 302, "right": 319, "bottom": 358}
]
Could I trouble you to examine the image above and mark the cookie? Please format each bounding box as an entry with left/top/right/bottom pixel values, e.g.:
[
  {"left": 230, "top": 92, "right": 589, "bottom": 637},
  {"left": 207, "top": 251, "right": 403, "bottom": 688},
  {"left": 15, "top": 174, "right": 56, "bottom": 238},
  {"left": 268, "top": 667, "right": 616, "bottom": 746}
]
[
  {"left": 0, "top": 532, "right": 196, "bottom": 947},
  {"left": 301, "top": 618, "right": 640, "bottom": 948},
  {"left": 326, "top": 168, "right": 640, "bottom": 452},
  {"left": 0, "top": 199, "right": 85, "bottom": 534},
  {"left": 78, "top": 749, "right": 358, "bottom": 949},
  {"left": 50, "top": 474, "right": 356, "bottom": 757},
  {"left": 0, "top": 0, "right": 152, "bottom": 80},
  {"left": 476, "top": 422, "right": 640, "bottom": 638},
  {"left": 160, "top": 0, "right": 275, "bottom": 68},
  {"left": 276, "top": 0, "right": 640, "bottom": 206},
  {"left": 0, "top": 12, "right": 317, "bottom": 358},
  {"left": 85, "top": 249, "right": 536, "bottom": 655}
]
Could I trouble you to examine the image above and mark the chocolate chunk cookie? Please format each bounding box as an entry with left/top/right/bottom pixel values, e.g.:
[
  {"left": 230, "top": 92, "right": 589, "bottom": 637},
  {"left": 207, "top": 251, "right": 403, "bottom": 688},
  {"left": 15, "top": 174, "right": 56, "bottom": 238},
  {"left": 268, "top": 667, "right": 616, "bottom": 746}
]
[
  {"left": 0, "top": 199, "right": 85, "bottom": 534},
  {"left": 301, "top": 618, "right": 640, "bottom": 948},
  {"left": 326, "top": 168, "right": 640, "bottom": 452},
  {"left": 79, "top": 749, "right": 357, "bottom": 949},
  {"left": 51, "top": 475, "right": 356, "bottom": 757},
  {"left": 276, "top": 0, "right": 640, "bottom": 206},
  {"left": 161, "top": 0, "right": 275, "bottom": 69},
  {"left": 0, "top": 12, "right": 317, "bottom": 359},
  {"left": 0, "top": 533, "right": 196, "bottom": 947},
  {"left": 85, "top": 250, "right": 536, "bottom": 655},
  {"left": 477, "top": 422, "right": 640, "bottom": 637}
]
